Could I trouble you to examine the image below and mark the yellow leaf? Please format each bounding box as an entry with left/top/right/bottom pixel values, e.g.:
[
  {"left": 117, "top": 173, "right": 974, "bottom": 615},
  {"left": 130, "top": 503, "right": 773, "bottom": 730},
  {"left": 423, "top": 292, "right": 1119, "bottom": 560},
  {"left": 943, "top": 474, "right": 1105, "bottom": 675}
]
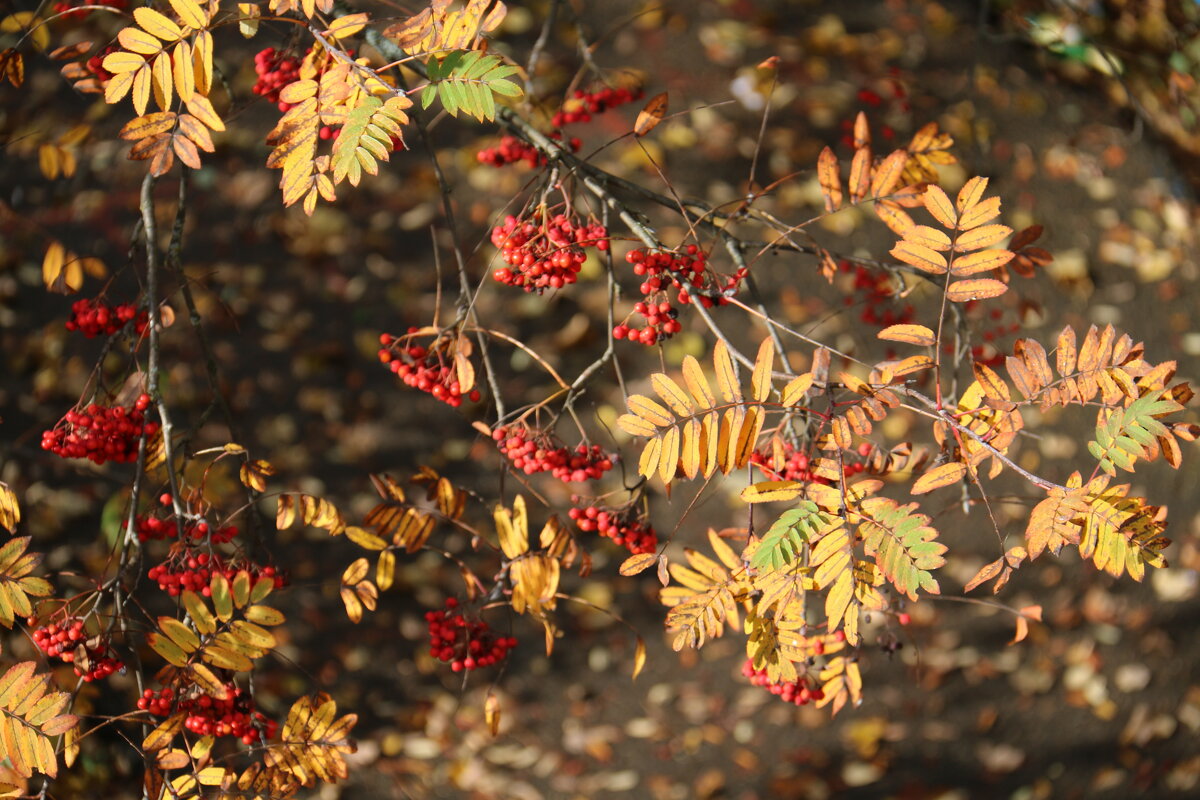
[
  {"left": 169, "top": 0, "right": 208, "bottom": 29},
  {"left": 628, "top": 394, "right": 674, "bottom": 427},
  {"left": 911, "top": 461, "right": 967, "bottom": 494},
  {"left": 328, "top": 12, "right": 369, "bottom": 39},
  {"left": 173, "top": 40, "right": 194, "bottom": 102},
  {"left": 750, "top": 338, "right": 774, "bottom": 403},
  {"left": 118, "top": 27, "right": 164, "bottom": 56},
  {"left": 651, "top": 373, "right": 693, "bottom": 417},
  {"left": 142, "top": 712, "right": 185, "bottom": 752},
  {"left": 102, "top": 51, "right": 146, "bottom": 74},
  {"left": 495, "top": 498, "right": 528, "bottom": 559},
  {"left": 485, "top": 693, "right": 501, "bottom": 736},
  {"left": 780, "top": 373, "right": 813, "bottom": 407},
  {"left": 682, "top": 355, "right": 715, "bottom": 409},
  {"left": 632, "top": 636, "right": 647, "bottom": 680},
  {"left": 740, "top": 480, "right": 804, "bottom": 503},
  {"left": 185, "top": 93, "right": 223, "bottom": 131},
  {"left": 0, "top": 482, "right": 19, "bottom": 534},
  {"left": 619, "top": 553, "right": 658, "bottom": 576},
  {"left": 713, "top": 339, "right": 740, "bottom": 403},
  {"left": 877, "top": 324, "right": 935, "bottom": 347},
  {"left": 638, "top": 435, "right": 662, "bottom": 479},
  {"left": 659, "top": 424, "right": 680, "bottom": 484},
  {"left": 134, "top": 7, "right": 183, "bottom": 41},
  {"left": 192, "top": 30, "right": 213, "bottom": 94}
]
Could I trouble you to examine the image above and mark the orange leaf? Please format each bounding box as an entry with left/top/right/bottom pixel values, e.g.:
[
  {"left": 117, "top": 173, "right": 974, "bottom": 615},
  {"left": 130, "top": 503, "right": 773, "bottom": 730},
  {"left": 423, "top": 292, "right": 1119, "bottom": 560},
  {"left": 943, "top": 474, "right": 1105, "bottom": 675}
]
[
  {"left": 911, "top": 461, "right": 967, "bottom": 494},
  {"left": 634, "top": 92, "right": 667, "bottom": 137},
  {"left": 817, "top": 146, "right": 841, "bottom": 212},
  {"left": 890, "top": 241, "right": 947, "bottom": 274},
  {"left": 950, "top": 249, "right": 1014, "bottom": 276},
  {"left": 922, "top": 185, "right": 957, "bottom": 229},
  {"left": 945, "top": 278, "right": 1007, "bottom": 302},
  {"left": 848, "top": 145, "right": 871, "bottom": 202}
]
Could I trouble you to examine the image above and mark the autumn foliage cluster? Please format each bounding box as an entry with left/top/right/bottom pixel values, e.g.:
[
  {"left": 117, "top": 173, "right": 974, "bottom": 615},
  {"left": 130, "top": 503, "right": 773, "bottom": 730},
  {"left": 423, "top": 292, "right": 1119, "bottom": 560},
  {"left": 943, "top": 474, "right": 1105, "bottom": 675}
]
[{"left": 0, "top": 0, "right": 1197, "bottom": 797}]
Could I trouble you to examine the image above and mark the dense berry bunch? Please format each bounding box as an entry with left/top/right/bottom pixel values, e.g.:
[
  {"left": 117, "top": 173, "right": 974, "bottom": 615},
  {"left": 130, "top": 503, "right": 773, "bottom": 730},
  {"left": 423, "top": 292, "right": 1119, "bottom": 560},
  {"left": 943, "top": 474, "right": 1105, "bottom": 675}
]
[
  {"left": 425, "top": 598, "right": 517, "bottom": 672},
  {"left": 553, "top": 85, "right": 644, "bottom": 126},
  {"left": 147, "top": 553, "right": 286, "bottom": 597},
  {"left": 41, "top": 394, "right": 158, "bottom": 464},
  {"left": 65, "top": 297, "right": 147, "bottom": 338},
  {"left": 31, "top": 618, "right": 123, "bottom": 682},
  {"left": 130, "top": 514, "right": 238, "bottom": 544},
  {"left": 476, "top": 133, "right": 581, "bottom": 168},
  {"left": 612, "top": 246, "right": 746, "bottom": 346},
  {"left": 252, "top": 48, "right": 302, "bottom": 106},
  {"left": 490, "top": 213, "right": 609, "bottom": 292},
  {"left": 750, "top": 441, "right": 871, "bottom": 484},
  {"left": 378, "top": 331, "right": 481, "bottom": 407},
  {"left": 568, "top": 505, "right": 658, "bottom": 554},
  {"left": 491, "top": 426, "right": 615, "bottom": 482},
  {"left": 742, "top": 659, "right": 825, "bottom": 706},
  {"left": 138, "top": 685, "right": 278, "bottom": 745}
]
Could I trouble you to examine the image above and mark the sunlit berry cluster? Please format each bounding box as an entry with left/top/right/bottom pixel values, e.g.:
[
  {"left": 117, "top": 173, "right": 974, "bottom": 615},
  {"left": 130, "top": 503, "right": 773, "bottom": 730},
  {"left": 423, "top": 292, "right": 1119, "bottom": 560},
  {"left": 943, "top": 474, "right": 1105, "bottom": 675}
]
[
  {"left": 490, "top": 213, "right": 610, "bottom": 293},
  {"left": 476, "top": 133, "right": 581, "bottom": 168},
  {"left": 612, "top": 246, "right": 746, "bottom": 346},
  {"left": 139, "top": 685, "right": 277, "bottom": 745},
  {"left": 65, "top": 298, "right": 148, "bottom": 338},
  {"left": 426, "top": 598, "right": 517, "bottom": 672},
  {"left": 553, "top": 85, "right": 644, "bottom": 126},
  {"left": 52, "top": 0, "right": 126, "bottom": 20},
  {"left": 131, "top": 514, "right": 238, "bottom": 544},
  {"left": 742, "top": 659, "right": 825, "bottom": 706},
  {"left": 491, "top": 426, "right": 615, "bottom": 482},
  {"left": 41, "top": 394, "right": 157, "bottom": 464},
  {"left": 750, "top": 441, "right": 872, "bottom": 484},
  {"left": 31, "top": 618, "right": 123, "bottom": 682},
  {"left": 568, "top": 505, "right": 657, "bottom": 555},
  {"left": 378, "top": 331, "right": 482, "bottom": 407},
  {"left": 148, "top": 553, "right": 286, "bottom": 597},
  {"left": 252, "top": 47, "right": 301, "bottom": 106}
]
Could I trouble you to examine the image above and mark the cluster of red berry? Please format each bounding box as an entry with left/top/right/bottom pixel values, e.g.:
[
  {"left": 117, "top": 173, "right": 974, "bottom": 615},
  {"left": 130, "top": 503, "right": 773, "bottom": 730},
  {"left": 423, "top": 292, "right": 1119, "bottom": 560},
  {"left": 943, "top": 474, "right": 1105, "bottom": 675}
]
[
  {"left": 491, "top": 426, "right": 615, "bottom": 482},
  {"left": 741, "top": 659, "right": 826, "bottom": 706},
  {"left": 378, "top": 331, "right": 482, "bottom": 407},
  {"left": 251, "top": 47, "right": 301, "bottom": 106},
  {"left": 52, "top": 0, "right": 126, "bottom": 20},
  {"left": 139, "top": 685, "right": 278, "bottom": 745},
  {"left": 147, "top": 553, "right": 285, "bottom": 597},
  {"left": 476, "top": 133, "right": 581, "bottom": 168},
  {"left": 750, "top": 441, "right": 872, "bottom": 484},
  {"left": 490, "top": 212, "right": 610, "bottom": 293},
  {"left": 612, "top": 246, "right": 746, "bottom": 346},
  {"left": 553, "top": 85, "right": 644, "bottom": 127},
  {"left": 130, "top": 514, "right": 238, "bottom": 544},
  {"left": 31, "top": 618, "right": 123, "bottom": 682},
  {"left": 65, "top": 298, "right": 148, "bottom": 338},
  {"left": 840, "top": 260, "right": 916, "bottom": 330},
  {"left": 567, "top": 505, "right": 657, "bottom": 555},
  {"left": 41, "top": 395, "right": 158, "bottom": 464},
  {"left": 425, "top": 598, "right": 517, "bottom": 672}
]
